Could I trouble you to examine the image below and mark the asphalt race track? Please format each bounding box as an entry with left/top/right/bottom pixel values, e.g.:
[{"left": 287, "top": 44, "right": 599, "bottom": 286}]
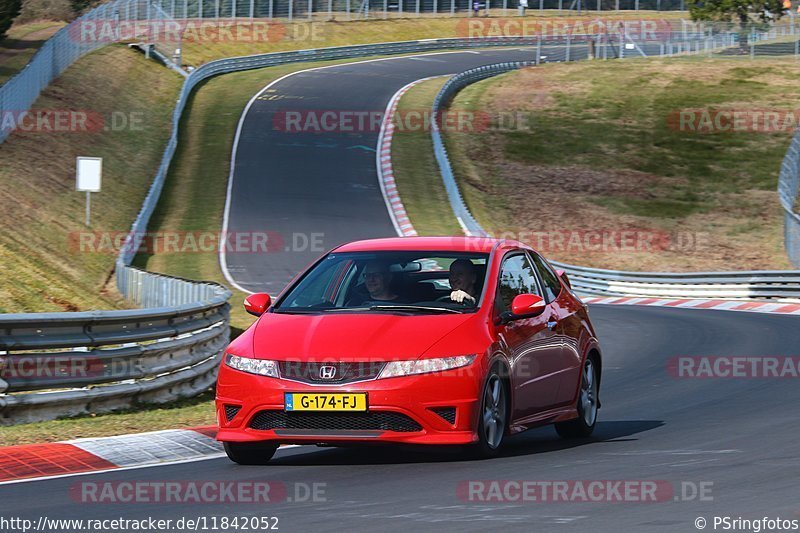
[
  {"left": 5, "top": 306, "right": 800, "bottom": 531},
  {"left": 6, "top": 48, "right": 797, "bottom": 532},
  {"left": 224, "top": 47, "right": 560, "bottom": 293}
]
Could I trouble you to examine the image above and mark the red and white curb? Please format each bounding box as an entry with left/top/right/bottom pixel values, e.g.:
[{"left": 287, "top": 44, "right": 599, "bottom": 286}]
[
  {"left": 377, "top": 77, "right": 443, "bottom": 238},
  {"left": 0, "top": 426, "right": 221, "bottom": 483},
  {"left": 581, "top": 296, "right": 800, "bottom": 315}
]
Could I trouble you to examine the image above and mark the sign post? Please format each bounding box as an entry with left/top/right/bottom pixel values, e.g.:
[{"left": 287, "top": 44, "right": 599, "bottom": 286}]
[{"left": 76, "top": 157, "right": 102, "bottom": 227}]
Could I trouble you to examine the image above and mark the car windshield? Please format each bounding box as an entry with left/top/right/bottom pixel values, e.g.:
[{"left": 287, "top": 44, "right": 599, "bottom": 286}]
[{"left": 275, "top": 251, "right": 490, "bottom": 313}]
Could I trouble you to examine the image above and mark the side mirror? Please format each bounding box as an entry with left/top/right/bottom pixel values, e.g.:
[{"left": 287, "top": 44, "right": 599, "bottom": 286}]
[
  {"left": 556, "top": 269, "right": 571, "bottom": 289},
  {"left": 244, "top": 293, "right": 271, "bottom": 317},
  {"left": 497, "top": 294, "right": 546, "bottom": 324}
]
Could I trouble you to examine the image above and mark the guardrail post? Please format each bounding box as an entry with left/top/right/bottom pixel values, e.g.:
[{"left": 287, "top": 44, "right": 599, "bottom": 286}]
[
  {"left": 289, "top": 0, "right": 294, "bottom": 19},
  {"left": 309, "top": 0, "right": 313, "bottom": 19},
  {"left": 792, "top": 21, "right": 800, "bottom": 59},
  {"left": 416, "top": 0, "right": 420, "bottom": 15},
  {"left": 566, "top": 34, "right": 571, "bottom": 61},
  {"left": 536, "top": 37, "right": 541, "bottom": 64}
]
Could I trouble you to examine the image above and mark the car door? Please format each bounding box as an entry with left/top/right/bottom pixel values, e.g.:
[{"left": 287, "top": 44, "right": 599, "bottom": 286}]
[
  {"left": 494, "top": 251, "right": 563, "bottom": 419},
  {"left": 528, "top": 251, "right": 583, "bottom": 406}
]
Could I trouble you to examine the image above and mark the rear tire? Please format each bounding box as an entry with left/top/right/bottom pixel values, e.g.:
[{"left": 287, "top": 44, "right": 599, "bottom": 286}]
[
  {"left": 470, "top": 367, "right": 508, "bottom": 459},
  {"left": 555, "top": 357, "right": 599, "bottom": 439},
  {"left": 224, "top": 441, "right": 278, "bottom": 465}
]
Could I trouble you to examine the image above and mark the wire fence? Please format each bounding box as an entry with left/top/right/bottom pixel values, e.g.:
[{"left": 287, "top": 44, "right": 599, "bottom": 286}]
[{"left": 778, "top": 125, "right": 800, "bottom": 268}]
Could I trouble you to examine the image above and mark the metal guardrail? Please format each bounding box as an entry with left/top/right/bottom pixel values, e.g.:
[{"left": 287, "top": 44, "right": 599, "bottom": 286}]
[
  {"left": 430, "top": 58, "right": 800, "bottom": 301},
  {"left": 0, "top": 271, "right": 230, "bottom": 424}
]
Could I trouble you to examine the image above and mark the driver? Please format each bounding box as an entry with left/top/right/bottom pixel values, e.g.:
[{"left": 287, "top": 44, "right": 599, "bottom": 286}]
[{"left": 448, "top": 259, "right": 478, "bottom": 305}]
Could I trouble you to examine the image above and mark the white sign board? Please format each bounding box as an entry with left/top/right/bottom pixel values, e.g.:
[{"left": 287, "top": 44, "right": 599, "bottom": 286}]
[{"left": 76, "top": 157, "right": 102, "bottom": 192}]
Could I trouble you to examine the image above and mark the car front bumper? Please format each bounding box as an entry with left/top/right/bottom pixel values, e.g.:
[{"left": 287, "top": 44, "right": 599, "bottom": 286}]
[{"left": 215, "top": 361, "right": 484, "bottom": 446}]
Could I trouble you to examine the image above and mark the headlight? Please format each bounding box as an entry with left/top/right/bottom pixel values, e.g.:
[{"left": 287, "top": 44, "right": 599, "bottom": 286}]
[
  {"left": 225, "top": 353, "right": 280, "bottom": 378},
  {"left": 378, "top": 355, "right": 476, "bottom": 379}
]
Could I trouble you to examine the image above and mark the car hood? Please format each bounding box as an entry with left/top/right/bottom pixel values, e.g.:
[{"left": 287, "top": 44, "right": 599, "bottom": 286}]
[{"left": 251, "top": 312, "right": 477, "bottom": 361}]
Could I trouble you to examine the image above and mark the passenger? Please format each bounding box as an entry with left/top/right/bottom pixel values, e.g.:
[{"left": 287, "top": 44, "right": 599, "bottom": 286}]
[
  {"left": 448, "top": 259, "right": 478, "bottom": 305},
  {"left": 350, "top": 261, "right": 401, "bottom": 305}
]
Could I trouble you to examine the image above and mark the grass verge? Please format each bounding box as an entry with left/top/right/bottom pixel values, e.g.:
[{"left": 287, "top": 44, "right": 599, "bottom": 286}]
[
  {"left": 390, "top": 76, "right": 463, "bottom": 235},
  {"left": 391, "top": 56, "right": 798, "bottom": 271},
  {"left": 0, "top": 45, "right": 182, "bottom": 313}
]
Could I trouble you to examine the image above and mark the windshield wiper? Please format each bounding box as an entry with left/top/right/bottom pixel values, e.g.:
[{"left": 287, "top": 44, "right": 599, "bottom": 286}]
[{"left": 368, "top": 305, "right": 464, "bottom": 314}]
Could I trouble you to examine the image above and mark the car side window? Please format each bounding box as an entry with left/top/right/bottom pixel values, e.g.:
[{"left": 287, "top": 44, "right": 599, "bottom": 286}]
[
  {"left": 529, "top": 252, "right": 562, "bottom": 304},
  {"left": 495, "top": 253, "right": 541, "bottom": 314}
]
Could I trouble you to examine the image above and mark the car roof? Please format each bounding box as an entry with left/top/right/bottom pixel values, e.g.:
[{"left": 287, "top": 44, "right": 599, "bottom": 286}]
[{"left": 334, "top": 236, "right": 529, "bottom": 254}]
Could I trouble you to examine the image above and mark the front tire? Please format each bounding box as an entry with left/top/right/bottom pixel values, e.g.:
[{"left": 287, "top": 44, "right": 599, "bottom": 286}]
[
  {"left": 555, "top": 357, "right": 599, "bottom": 439},
  {"left": 471, "top": 368, "right": 508, "bottom": 458},
  {"left": 224, "top": 441, "right": 278, "bottom": 465}
]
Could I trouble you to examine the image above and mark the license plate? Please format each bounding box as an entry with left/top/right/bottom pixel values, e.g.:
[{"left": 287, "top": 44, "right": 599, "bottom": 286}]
[{"left": 284, "top": 392, "right": 367, "bottom": 412}]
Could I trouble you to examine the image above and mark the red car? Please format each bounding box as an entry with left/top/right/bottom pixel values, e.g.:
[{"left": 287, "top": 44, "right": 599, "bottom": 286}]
[{"left": 216, "top": 237, "right": 602, "bottom": 464}]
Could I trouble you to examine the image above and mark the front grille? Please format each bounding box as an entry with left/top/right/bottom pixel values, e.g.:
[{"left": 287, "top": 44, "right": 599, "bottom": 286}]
[
  {"left": 224, "top": 405, "right": 241, "bottom": 422},
  {"left": 249, "top": 410, "right": 423, "bottom": 433},
  {"left": 430, "top": 407, "right": 457, "bottom": 425},
  {"left": 277, "top": 361, "right": 385, "bottom": 385}
]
